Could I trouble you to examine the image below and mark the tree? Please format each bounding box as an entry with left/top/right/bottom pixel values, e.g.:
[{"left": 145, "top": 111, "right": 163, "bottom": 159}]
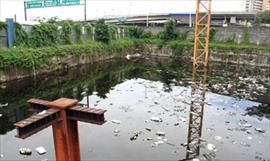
[
  {"left": 160, "top": 20, "right": 178, "bottom": 41},
  {"left": 255, "top": 11, "right": 270, "bottom": 24},
  {"left": 95, "top": 19, "right": 110, "bottom": 43}
]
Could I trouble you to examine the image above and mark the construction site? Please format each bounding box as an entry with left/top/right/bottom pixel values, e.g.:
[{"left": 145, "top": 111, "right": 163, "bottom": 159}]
[{"left": 0, "top": 0, "right": 269, "bottom": 161}]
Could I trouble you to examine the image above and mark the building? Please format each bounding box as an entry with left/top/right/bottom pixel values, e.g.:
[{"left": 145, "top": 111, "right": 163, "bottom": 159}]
[
  {"left": 246, "top": 0, "right": 263, "bottom": 12},
  {"left": 262, "top": 0, "right": 270, "bottom": 11}
]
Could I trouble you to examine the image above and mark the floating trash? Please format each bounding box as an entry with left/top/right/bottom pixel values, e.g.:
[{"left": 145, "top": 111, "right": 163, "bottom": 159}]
[
  {"left": 150, "top": 117, "right": 163, "bottom": 123},
  {"left": 130, "top": 133, "right": 139, "bottom": 141},
  {"left": 145, "top": 128, "right": 152, "bottom": 132},
  {"left": 247, "top": 136, "right": 253, "bottom": 140},
  {"left": 240, "top": 142, "right": 251, "bottom": 147},
  {"left": 0, "top": 114, "right": 2, "bottom": 118},
  {"left": 156, "top": 131, "right": 165, "bottom": 136},
  {"left": 146, "top": 137, "right": 153, "bottom": 141},
  {"left": 92, "top": 91, "right": 98, "bottom": 95},
  {"left": 180, "top": 142, "right": 188, "bottom": 147},
  {"left": 19, "top": 148, "right": 32, "bottom": 155},
  {"left": 214, "top": 136, "right": 223, "bottom": 142},
  {"left": 35, "top": 146, "right": 46, "bottom": 155},
  {"left": 0, "top": 103, "right": 8, "bottom": 108},
  {"left": 179, "top": 116, "right": 187, "bottom": 122},
  {"left": 207, "top": 144, "right": 216, "bottom": 151},
  {"left": 111, "top": 120, "right": 121, "bottom": 124},
  {"left": 153, "top": 140, "right": 164, "bottom": 146},
  {"left": 192, "top": 158, "right": 200, "bottom": 161},
  {"left": 114, "top": 129, "right": 120, "bottom": 136},
  {"left": 0, "top": 154, "right": 3, "bottom": 158},
  {"left": 255, "top": 128, "right": 265, "bottom": 133}
]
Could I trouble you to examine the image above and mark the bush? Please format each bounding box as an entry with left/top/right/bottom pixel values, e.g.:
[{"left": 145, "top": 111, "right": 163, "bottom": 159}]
[
  {"left": 61, "top": 21, "right": 72, "bottom": 44},
  {"left": 209, "top": 28, "right": 216, "bottom": 41},
  {"left": 160, "top": 20, "right": 178, "bottom": 41},
  {"left": 14, "top": 23, "right": 29, "bottom": 47},
  {"left": 255, "top": 11, "right": 270, "bottom": 24},
  {"left": 95, "top": 19, "right": 110, "bottom": 43},
  {"left": 127, "top": 26, "right": 144, "bottom": 38},
  {"left": 178, "top": 31, "right": 189, "bottom": 40},
  {"left": 30, "top": 23, "right": 59, "bottom": 47},
  {"left": 108, "top": 25, "right": 117, "bottom": 40},
  {"left": 86, "top": 24, "right": 93, "bottom": 40},
  {"left": 74, "top": 23, "right": 82, "bottom": 43}
]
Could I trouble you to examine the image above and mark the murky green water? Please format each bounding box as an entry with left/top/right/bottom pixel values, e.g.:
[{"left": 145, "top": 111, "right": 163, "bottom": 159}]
[{"left": 0, "top": 57, "right": 269, "bottom": 161}]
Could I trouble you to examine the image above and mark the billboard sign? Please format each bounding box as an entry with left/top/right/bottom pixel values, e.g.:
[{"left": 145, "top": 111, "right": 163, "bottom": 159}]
[{"left": 26, "top": 0, "right": 80, "bottom": 9}]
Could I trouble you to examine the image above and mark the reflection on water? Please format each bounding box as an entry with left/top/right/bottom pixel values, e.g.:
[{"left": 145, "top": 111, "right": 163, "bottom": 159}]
[{"left": 0, "top": 57, "right": 269, "bottom": 160}]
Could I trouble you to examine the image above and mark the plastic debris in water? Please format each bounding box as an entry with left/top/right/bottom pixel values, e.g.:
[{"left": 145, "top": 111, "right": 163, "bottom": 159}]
[
  {"left": 156, "top": 131, "right": 165, "bottom": 136},
  {"left": 111, "top": 120, "right": 121, "bottom": 124},
  {"left": 0, "top": 103, "right": 8, "bottom": 108},
  {"left": 214, "top": 136, "right": 223, "bottom": 142},
  {"left": 0, "top": 154, "right": 3, "bottom": 158},
  {"left": 114, "top": 129, "right": 120, "bottom": 136},
  {"left": 247, "top": 136, "right": 253, "bottom": 140},
  {"left": 146, "top": 137, "right": 153, "bottom": 141},
  {"left": 207, "top": 144, "right": 216, "bottom": 151},
  {"left": 145, "top": 128, "right": 152, "bottom": 132},
  {"left": 153, "top": 140, "right": 164, "bottom": 146},
  {"left": 179, "top": 116, "right": 187, "bottom": 122},
  {"left": 92, "top": 91, "right": 98, "bottom": 95},
  {"left": 19, "top": 148, "right": 32, "bottom": 155},
  {"left": 255, "top": 128, "right": 265, "bottom": 133},
  {"left": 35, "top": 146, "right": 46, "bottom": 155},
  {"left": 150, "top": 117, "right": 163, "bottom": 123},
  {"left": 130, "top": 133, "right": 139, "bottom": 141},
  {"left": 0, "top": 114, "right": 3, "bottom": 118},
  {"left": 192, "top": 158, "right": 200, "bottom": 161}
]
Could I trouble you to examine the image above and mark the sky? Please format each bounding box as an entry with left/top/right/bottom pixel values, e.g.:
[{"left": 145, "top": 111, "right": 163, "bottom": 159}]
[{"left": 0, "top": 0, "right": 247, "bottom": 23}]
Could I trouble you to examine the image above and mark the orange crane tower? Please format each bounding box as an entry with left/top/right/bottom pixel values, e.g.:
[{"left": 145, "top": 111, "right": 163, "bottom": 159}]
[{"left": 185, "top": 0, "right": 212, "bottom": 160}]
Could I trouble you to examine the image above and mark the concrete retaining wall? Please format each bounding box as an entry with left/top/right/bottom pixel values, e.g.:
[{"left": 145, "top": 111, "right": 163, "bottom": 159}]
[{"left": 143, "top": 26, "right": 270, "bottom": 45}]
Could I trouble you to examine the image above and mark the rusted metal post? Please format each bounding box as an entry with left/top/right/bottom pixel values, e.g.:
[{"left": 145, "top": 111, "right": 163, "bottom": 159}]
[
  {"left": 49, "top": 98, "right": 80, "bottom": 161},
  {"left": 14, "top": 98, "right": 106, "bottom": 161}
]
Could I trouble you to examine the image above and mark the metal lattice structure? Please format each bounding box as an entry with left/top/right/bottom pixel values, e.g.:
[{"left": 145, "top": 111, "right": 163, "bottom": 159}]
[{"left": 185, "top": 0, "right": 212, "bottom": 160}]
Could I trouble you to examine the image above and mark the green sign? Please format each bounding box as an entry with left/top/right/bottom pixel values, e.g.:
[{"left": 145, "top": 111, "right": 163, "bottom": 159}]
[{"left": 26, "top": 0, "right": 80, "bottom": 9}]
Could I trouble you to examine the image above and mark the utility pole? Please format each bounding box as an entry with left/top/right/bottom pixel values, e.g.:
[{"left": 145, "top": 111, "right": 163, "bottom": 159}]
[
  {"left": 24, "top": 1, "right": 27, "bottom": 21},
  {"left": 84, "top": 0, "right": 87, "bottom": 21}
]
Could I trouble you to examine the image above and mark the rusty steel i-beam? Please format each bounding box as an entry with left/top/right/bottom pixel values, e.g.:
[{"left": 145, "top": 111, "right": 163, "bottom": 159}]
[{"left": 14, "top": 98, "right": 106, "bottom": 161}]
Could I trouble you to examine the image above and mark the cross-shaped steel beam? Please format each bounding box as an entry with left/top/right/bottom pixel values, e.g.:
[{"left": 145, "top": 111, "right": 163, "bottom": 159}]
[{"left": 14, "top": 98, "right": 106, "bottom": 161}]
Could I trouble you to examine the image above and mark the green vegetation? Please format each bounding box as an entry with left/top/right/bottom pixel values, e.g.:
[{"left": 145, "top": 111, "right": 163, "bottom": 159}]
[
  {"left": 243, "top": 27, "right": 250, "bottom": 44},
  {"left": 95, "top": 19, "right": 110, "bottom": 43},
  {"left": 30, "top": 23, "right": 59, "bottom": 47},
  {"left": 0, "top": 18, "right": 269, "bottom": 70},
  {"left": 61, "top": 21, "right": 72, "bottom": 44},
  {"left": 159, "top": 20, "right": 178, "bottom": 41},
  {"left": 86, "top": 24, "right": 93, "bottom": 40},
  {"left": 255, "top": 11, "right": 270, "bottom": 24},
  {"left": 0, "top": 39, "right": 141, "bottom": 69},
  {"left": 0, "top": 21, "right": 6, "bottom": 30},
  {"left": 74, "top": 22, "right": 82, "bottom": 43},
  {"left": 224, "top": 33, "right": 236, "bottom": 43},
  {"left": 209, "top": 28, "right": 217, "bottom": 41},
  {"left": 14, "top": 23, "right": 29, "bottom": 47}
]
